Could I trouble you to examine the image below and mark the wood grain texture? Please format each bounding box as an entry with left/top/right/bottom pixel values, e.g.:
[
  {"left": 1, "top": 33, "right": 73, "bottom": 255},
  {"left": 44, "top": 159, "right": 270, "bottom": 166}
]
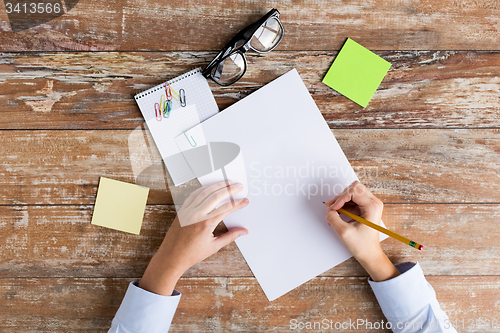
[
  {"left": 1, "top": 276, "right": 499, "bottom": 332},
  {"left": 1, "top": 0, "right": 498, "bottom": 331},
  {"left": 0, "top": 51, "right": 499, "bottom": 129},
  {"left": 0, "top": 0, "right": 499, "bottom": 51},
  {"left": 1, "top": 204, "right": 499, "bottom": 278},
  {"left": 0, "top": 129, "right": 498, "bottom": 205}
]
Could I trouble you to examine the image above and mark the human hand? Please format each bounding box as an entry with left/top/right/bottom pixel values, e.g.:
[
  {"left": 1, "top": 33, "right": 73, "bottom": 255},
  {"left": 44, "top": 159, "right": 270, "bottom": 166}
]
[
  {"left": 139, "top": 181, "right": 249, "bottom": 295},
  {"left": 325, "top": 181, "right": 399, "bottom": 282}
]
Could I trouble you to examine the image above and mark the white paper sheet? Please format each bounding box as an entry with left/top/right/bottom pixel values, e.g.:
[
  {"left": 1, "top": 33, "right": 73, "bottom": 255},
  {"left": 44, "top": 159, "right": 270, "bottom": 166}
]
[{"left": 175, "top": 69, "right": 386, "bottom": 301}]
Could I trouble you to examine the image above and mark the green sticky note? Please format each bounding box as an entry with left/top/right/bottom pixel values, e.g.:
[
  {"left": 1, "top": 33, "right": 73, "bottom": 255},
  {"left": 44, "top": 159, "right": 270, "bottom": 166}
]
[
  {"left": 91, "top": 177, "right": 149, "bottom": 235},
  {"left": 322, "top": 38, "right": 391, "bottom": 108}
]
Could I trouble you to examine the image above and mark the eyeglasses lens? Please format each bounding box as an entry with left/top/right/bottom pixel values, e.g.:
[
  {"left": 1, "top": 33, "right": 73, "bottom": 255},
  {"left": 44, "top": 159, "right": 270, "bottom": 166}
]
[
  {"left": 249, "top": 17, "right": 283, "bottom": 52},
  {"left": 211, "top": 52, "right": 246, "bottom": 85}
]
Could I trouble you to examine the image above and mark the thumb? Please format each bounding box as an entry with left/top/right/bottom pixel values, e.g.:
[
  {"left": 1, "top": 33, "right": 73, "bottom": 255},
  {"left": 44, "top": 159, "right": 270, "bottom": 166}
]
[
  {"left": 213, "top": 227, "right": 248, "bottom": 251},
  {"left": 326, "top": 210, "right": 350, "bottom": 237}
]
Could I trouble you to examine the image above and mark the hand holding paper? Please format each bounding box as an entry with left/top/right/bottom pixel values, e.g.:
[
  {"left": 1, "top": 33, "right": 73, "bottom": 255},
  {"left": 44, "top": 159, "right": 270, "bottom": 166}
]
[
  {"left": 138, "top": 181, "right": 249, "bottom": 296},
  {"left": 176, "top": 180, "right": 248, "bottom": 227}
]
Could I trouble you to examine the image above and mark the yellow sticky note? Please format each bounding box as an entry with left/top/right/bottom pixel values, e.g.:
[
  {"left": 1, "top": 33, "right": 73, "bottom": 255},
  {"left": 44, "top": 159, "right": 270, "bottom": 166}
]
[
  {"left": 322, "top": 38, "right": 391, "bottom": 108},
  {"left": 91, "top": 177, "right": 149, "bottom": 235}
]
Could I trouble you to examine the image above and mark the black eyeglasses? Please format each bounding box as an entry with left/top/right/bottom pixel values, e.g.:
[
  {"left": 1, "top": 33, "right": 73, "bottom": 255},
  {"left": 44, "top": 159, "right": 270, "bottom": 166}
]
[{"left": 202, "top": 9, "right": 284, "bottom": 86}]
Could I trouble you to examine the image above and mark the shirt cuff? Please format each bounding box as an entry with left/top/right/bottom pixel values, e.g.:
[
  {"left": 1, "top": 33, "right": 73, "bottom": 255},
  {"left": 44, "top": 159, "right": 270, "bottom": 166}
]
[
  {"left": 368, "top": 262, "right": 436, "bottom": 319},
  {"left": 112, "top": 281, "right": 181, "bottom": 333}
]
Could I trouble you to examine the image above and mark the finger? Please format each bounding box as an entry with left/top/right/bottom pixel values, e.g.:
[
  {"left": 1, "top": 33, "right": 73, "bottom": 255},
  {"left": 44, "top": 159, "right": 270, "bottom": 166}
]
[
  {"left": 328, "top": 184, "right": 354, "bottom": 211},
  {"left": 325, "top": 187, "right": 347, "bottom": 214},
  {"left": 206, "top": 198, "right": 248, "bottom": 219},
  {"left": 326, "top": 210, "right": 352, "bottom": 236},
  {"left": 191, "top": 180, "right": 234, "bottom": 207},
  {"left": 325, "top": 187, "right": 349, "bottom": 213},
  {"left": 349, "top": 180, "right": 378, "bottom": 200},
  {"left": 342, "top": 202, "right": 361, "bottom": 217},
  {"left": 328, "top": 181, "right": 354, "bottom": 206},
  {"left": 324, "top": 198, "right": 335, "bottom": 214},
  {"left": 212, "top": 227, "right": 249, "bottom": 252},
  {"left": 183, "top": 184, "right": 210, "bottom": 207},
  {"left": 198, "top": 183, "right": 244, "bottom": 213},
  {"left": 206, "top": 198, "right": 250, "bottom": 228},
  {"left": 326, "top": 190, "right": 344, "bottom": 206},
  {"left": 330, "top": 181, "right": 373, "bottom": 211}
]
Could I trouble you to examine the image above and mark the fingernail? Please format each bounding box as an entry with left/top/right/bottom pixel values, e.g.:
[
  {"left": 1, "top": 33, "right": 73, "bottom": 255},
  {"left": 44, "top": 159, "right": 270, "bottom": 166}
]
[
  {"left": 239, "top": 231, "right": 248, "bottom": 237},
  {"left": 243, "top": 198, "right": 249, "bottom": 203},
  {"left": 235, "top": 183, "right": 243, "bottom": 188}
]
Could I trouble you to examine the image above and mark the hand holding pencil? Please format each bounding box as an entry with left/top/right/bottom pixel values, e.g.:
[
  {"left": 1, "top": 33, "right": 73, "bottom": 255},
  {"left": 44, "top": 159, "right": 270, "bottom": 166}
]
[
  {"left": 328, "top": 206, "right": 424, "bottom": 251},
  {"left": 325, "top": 181, "right": 411, "bottom": 282}
]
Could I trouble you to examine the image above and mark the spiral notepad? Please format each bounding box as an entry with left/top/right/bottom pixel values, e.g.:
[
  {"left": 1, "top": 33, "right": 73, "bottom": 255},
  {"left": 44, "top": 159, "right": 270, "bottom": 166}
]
[{"left": 134, "top": 68, "right": 219, "bottom": 185}]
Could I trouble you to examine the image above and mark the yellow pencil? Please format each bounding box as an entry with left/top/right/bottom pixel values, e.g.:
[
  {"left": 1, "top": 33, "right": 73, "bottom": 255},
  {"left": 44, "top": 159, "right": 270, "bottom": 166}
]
[{"left": 323, "top": 202, "right": 424, "bottom": 251}]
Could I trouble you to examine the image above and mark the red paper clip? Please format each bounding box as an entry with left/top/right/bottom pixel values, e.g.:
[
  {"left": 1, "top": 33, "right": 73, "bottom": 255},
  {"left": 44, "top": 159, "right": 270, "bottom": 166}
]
[
  {"left": 155, "top": 103, "right": 162, "bottom": 121},
  {"left": 165, "top": 83, "right": 173, "bottom": 101}
]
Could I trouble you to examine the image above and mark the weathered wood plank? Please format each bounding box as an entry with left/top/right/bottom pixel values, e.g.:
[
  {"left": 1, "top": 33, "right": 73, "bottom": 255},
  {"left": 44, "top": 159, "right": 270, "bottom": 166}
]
[
  {"left": 0, "top": 51, "right": 499, "bottom": 129},
  {"left": 0, "top": 204, "right": 499, "bottom": 278},
  {"left": 0, "top": 129, "right": 498, "bottom": 205},
  {"left": 0, "top": 276, "right": 499, "bottom": 332},
  {"left": 0, "top": 0, "right": 499, "bottom": 51}
]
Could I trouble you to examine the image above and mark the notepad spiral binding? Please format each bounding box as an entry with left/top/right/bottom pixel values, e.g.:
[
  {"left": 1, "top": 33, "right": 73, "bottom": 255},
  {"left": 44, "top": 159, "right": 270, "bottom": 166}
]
[{"left": 134, "top": 68, "right": 202, "bottom": 100}]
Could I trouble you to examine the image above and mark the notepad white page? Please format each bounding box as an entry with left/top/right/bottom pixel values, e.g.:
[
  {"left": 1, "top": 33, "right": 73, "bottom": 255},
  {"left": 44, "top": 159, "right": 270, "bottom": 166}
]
[
  {"left": 176, "top": 69, "right": 387, "bottom": 301},
  {"left": 134, "top": 68, "right": 219, "bottom": 185}
]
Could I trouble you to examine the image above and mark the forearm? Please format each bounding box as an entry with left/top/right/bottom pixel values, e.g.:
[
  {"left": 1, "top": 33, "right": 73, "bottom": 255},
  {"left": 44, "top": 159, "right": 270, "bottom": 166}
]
[
  {"left": 138, "top": 246, "right": 184, "bottom": 296},
  {"left": 357, "top": 250, "right": 400, "bottom": 282}
]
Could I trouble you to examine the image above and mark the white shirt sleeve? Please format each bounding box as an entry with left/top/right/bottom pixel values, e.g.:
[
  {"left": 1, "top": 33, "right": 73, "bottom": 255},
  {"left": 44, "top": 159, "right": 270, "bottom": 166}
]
[
  {"left": 368, "top": 262, "right": 457, "bottom": 333},
  {"left": 108, "top": 281, "right": 181, "bottom": 333}
]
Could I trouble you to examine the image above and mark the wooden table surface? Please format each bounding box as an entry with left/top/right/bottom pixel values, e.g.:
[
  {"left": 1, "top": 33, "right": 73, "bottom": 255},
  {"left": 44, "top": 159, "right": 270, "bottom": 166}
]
[{"left": 1, "top": 1, "right": 499, "bottom": 332}]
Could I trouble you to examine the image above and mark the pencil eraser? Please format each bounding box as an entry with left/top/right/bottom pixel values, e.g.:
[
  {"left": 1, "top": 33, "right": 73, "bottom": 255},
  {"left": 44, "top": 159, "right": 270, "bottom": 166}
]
[{"left": 418, "top": 245, "right": 424, "bottom": 251}]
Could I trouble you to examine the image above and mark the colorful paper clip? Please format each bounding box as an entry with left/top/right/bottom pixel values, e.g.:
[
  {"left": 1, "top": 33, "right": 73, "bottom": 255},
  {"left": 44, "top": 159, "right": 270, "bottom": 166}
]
[
  {"left": 163, "top": 100, "right": 172, "bottom": 118},
  {"left": 155, "top": 103, "right": 162, "bottom": 121},
  {"left": 171, "top": 88, "right": 180, "bottom": 101},
  {"left": 179, "top": 89, "right": 186, "bottom": 107},
  {"left": 155, "top": 83, "right": 184, "bottom": 121},
  {"left": 160, "top": 95, "right": 167, "bottom": 113},
  {"left": 165, "top": 83, "right": 172, "bottom": 101},
  {"left": 166, "top": 82, "right": 180, "bottom": 101},
  {"left": 184, "top": 131, "right": 197, "bottom": 147}
]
